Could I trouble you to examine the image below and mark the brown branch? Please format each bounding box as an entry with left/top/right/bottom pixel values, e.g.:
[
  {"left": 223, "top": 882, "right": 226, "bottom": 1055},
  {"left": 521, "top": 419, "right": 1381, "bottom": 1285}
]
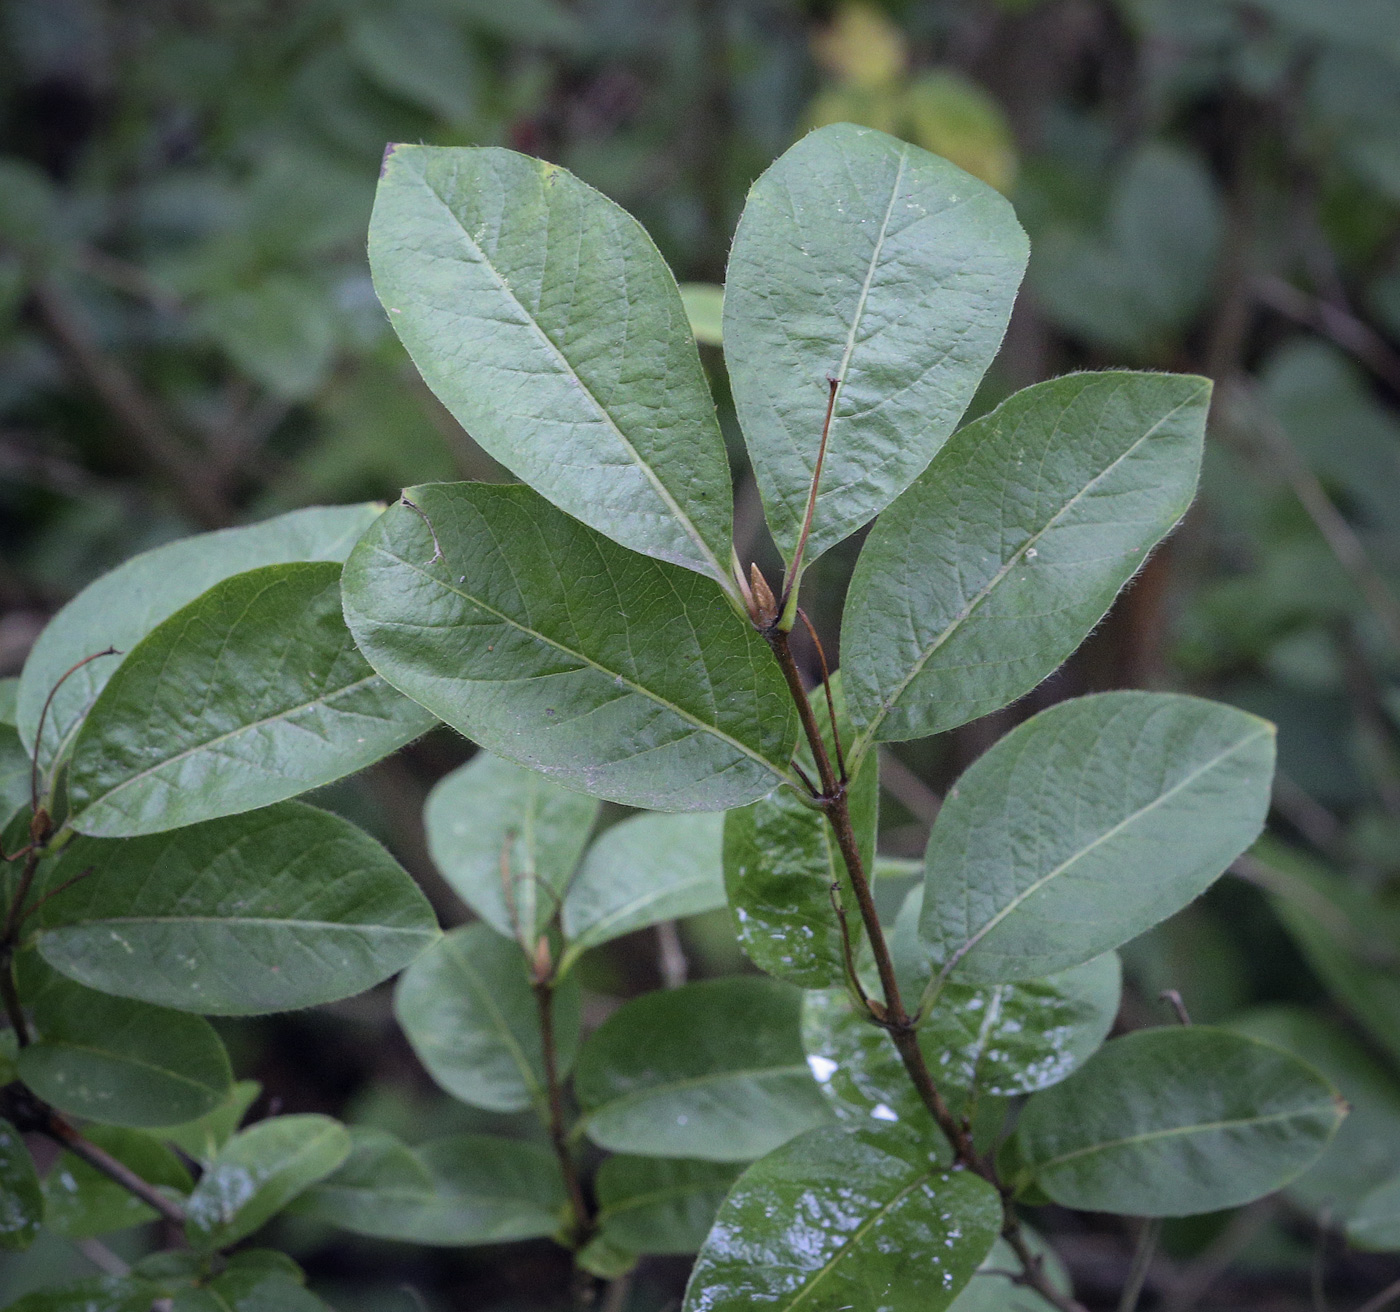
[
  {"left": 532, "top": 977, "right": 592, "bottom": 1248},
  {"left": 29, "top": 279, "right": 228, "bottom": 528},
  {"left": 45, "top": 1115, "right": 187, "bottom": 1226}
]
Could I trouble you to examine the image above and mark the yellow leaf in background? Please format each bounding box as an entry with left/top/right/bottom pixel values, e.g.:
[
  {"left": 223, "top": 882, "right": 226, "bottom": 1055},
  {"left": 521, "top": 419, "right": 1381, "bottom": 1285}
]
[
  {"left": 678, "top": 283, "right": 724, "bottom": 347},
  {"left": 903, "top": 70, "right": 1018, "bottom": 193},
  {"left": 811, "top": 3, "right": 907, "bottom": 90},
  {"left": 805, "top": 85, "right": 904, "bottom": 138}
]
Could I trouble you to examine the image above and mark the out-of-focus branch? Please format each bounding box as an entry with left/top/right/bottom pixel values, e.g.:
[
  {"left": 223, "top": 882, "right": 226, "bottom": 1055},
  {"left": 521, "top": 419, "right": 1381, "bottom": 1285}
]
[
  {"left": 878, "top": 749, "right": 942, "bottom": 826},
  {"left": 29, "top": 279, "right": 229, "bottom": 527},
  {"left": 1254, "top": 275, "right": 1400, "bottom": 396}
]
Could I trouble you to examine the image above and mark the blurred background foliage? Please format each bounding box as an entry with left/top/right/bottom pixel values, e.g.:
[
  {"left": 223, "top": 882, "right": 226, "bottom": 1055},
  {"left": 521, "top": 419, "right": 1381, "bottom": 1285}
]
[{"left": 5, "top": 0, "right": 1400, "bottom": 1307}]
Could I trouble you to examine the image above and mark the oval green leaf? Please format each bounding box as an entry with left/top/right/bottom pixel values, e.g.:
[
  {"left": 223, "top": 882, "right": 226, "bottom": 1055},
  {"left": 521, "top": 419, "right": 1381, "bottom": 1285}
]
[
  {"left": 394, "top": 922, "right": 580, "bottom": 1114},
  {"left": 294, "top": 1127, "right": 566, "bottom": 1245},
  {"left": 185, "top": 1114, "right": 351, "bottom": 1251},
  {"left": 595, "top": 1156, "right": 742, "bottom": 1256},
  {"left": 342, "top": 482, "right": 797, "bottom": 810},
  {"left": 370, "top": 145, "right": 734, "bottom": 583},
  {"left": 33, "top": 802, "right": 439, "bottom": 1015},
  {"left": 920, "top": 692, "right": 1275, "bottom": 983},
  {"left": 575, "top": 976, "right": 831, "bottom": 1161},
  {"left": 425, "top": 751, "right": 599, "bottom": 945},
  {"left": 67, "top": 562, "right": 435, "bottom": 836},
  {"left": 1349, "top": 1174, "right": 1400, "bottom": 1251},
  {"left": 843, "top": 372, "right": 1210, "bottom": 752},
  {"left": 0, "top": 1119, "right": 41, "bottom": 1251},
  {"left": 559, "top": 811, "right": 725, "bottom": 970},
  {"left": 43, "top": 1125, "right": 192, "bottom": 1239},
  {"left": 1014, "top": 1026, "right": 1346, "bottom": 1217},
  {"left": 723, "top": 122, "right": 1027, "bottom": 568},
  {"left": 682, "top": 1124, "right": 1002, "bottom": 1312},
  {"left": 17, "top": 504, "right": 382, "bottom": 776}
]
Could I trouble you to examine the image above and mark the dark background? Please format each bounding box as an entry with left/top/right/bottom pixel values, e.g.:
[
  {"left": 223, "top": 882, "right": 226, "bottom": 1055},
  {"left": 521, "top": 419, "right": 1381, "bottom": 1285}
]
[{"left": 4, "top": 1, "right": 1400, "bottom": 1308}]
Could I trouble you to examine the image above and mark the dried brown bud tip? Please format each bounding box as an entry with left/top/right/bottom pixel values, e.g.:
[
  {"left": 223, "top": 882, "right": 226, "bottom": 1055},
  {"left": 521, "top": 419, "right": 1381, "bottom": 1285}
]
[{"left": 748, "top": 564, "right": 779, "bottom": 627}]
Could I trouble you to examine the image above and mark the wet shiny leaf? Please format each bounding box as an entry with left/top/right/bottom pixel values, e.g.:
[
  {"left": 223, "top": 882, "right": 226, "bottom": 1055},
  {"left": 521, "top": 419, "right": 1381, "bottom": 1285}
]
[{"left": 0, "top": 1119, "right": 41, "bottom": 1251}]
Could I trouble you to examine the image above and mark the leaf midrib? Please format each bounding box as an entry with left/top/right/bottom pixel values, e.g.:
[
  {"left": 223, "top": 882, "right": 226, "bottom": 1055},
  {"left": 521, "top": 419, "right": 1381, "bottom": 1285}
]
[
  {"left": 364, "top": 540, "right": 794, "bottom": 788},
  {"left": 851, "top": 385, "right": 1202, "bottom": 759},
  {"left": 46, "top": 916, "right": 434, "bottom": 936},
  {"left": 940, "top": 723, "right": 1271, "bottom": 976},
  {"left": 412, "top": 167, "right": 729, "bottom": 588},
  {"left": 582, "top": 1061, "right": 815, "bottom": 1120},
  {"left": 32, "top": 1038, "right": 223, "bottom": 1096},
  {"left": 1036, "top": 1102, "right": 1341, "bottom": 1173}
]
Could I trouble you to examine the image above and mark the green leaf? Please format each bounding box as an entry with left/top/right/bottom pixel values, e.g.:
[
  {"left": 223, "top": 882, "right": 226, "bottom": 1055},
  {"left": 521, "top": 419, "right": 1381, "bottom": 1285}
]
[
  {"left": 679, "top": 283, "right": 724, "bottom": 346},
  {"left": 1229, "top": 1005, "right": 1400, "bottom": 1221},
  {"left": 0, "top": 1118, "right": 41, "bottom": 1251},
  {"left": 843, "top": 372, "right": 1210, "bottom": 751},
  {"left": 1014, "top": 1026, "right": 1346, "bottom": 1216},
  {"left": 348, "top": 5, "right": 477, "bottom": 122},
  {"left": 948, "top": 1234, "right": 1070, "bottom": 1312},
  {"left": 185, "top": 1114, "right": 351, "bottom": 1251},
  {"left": 559, "top": 812, "right": 726, "bottom": 970},
  {"left": 723, "top": 122, "right": 1027, "bottom": 568},
  {"left": 5, "top": 1277, "right": 162, "bottom": 1311},
  {"left": 293, "top": 1127, "right": 566, "bottom": 1245},
  {"left": 595, "top": 1156, "right": 743, "bottom": 1255},
  {"left": 0, "top": 719, "right": 28, "bottom": 831},
  {"left": 160, "top": 1080, "right": 263, "bottom": 1166},
  {"left": 919, "top": 692, "right": 1275, "bottom": 983},
  {"left": 425, "top": 751, "right": 599, "bottom": 946},
  {"left": 42, "top": 1125, "right": 192, "bottom": 1239},
  {"left": 574, "top": 976, "right": 831, "bottom": 1161},
  {"left": 66, "top": 562, "right": 435, "bottom": 837},
  {"left": 33, "top": 802, "right": 438, "bottom": 1015},
  {"left": 394, "top": 922, "right": 579, "bottom": 1113},
  {"left": 172, "top": 1268, "right": 330, "bottom": 1312},
  {"left": 18, "top": 967, "right": 232, "bottom": 1128},
  {"left": 17, "top": 504, "right": 382, "bottom": 777},
  {"left": 342, "top": 483, "right": 797, "bottom": 810},
  {"left": 724, "top": 745, "right": 877, "bottom": 989},
  {"left": 803, "top": 938, "right": 1119, "bottom": 1129},
  {"left": 1349, "top": 1174, "right": 1400, "bottom": 1250},
  {"left": 370, "top": 146, "right": 734, "bottom": 583},
  {"left": 682, "top": 1124, "right": 1001, "bottom": 1312}
]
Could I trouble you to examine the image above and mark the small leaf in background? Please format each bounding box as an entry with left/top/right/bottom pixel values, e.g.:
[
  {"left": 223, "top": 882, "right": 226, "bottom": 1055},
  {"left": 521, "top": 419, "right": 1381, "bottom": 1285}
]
[
  {"left": 347, "top": 4, "right": 477, "bottom": 123},
  {"left": 810, "top": 3, "right": 907, "bottom": 89},
  {"left": 370, "top": 145, "right": 735, "bottom": 582},
  {"left": 42, "top": 1125, "right": 191, "bottom": 1239},
  {"left": 678, "top": 283, "right": 724, "bottom": 346},
  {"left": 844, "top": 372, "right": 1209, "bottom": 751},
  {"left": 0, "top": 1119, "right": 41, "bottom": 1251},
  {"left": 425, "top": 751, "right": 599, "bottom": 945},
  {"left": 560, "top": 811, "right": 725, "bottom": 970},
  {"left": 295, "top": 1127, "right": 566, "bottom": 1245},
  {"left": 595, "top": 1156, "right": 743, "bottom": 1255},
  {"left": 17, "top": 504, "right": 383, "bottom": 776},
  {"left": 34, "top": 802, "right": 438, "bottom": 1015},
  {"left": 1229, "top": 1005, "right": 1400, "bottom": 1222},
  {"left": 342, "top": 483, "right": 797, "bottom": 811},
  {"left": 574, "top": 976, "right": 831, "bottom": 1161},
  {"left": 171, "top": 1266, "right": 330, "bottom": 1312},
  {"left": 160, "top": 1080, "right": 263, "bottom": 1167},
  {"left": 682, "top": 1124, "right": 1001, "bottom": 1312},
  {"left": 1032, "top": 143, "right": 1222, "bottom": 357},
  {"left": 920, "top": 692, "right": 1275, "bottom": 983},
  {"left": 67, "top": 562, "right": 436, "bottom": 836},
  {"left": 17, "top": 966, "right": 232, "bottom": 1128},
  {"left": 194, "top": 275, "right": 338, "bottom": 402},
  {"left": 1350, "top": 1174, "right": 1400, "bottom": 1251},
  {"left": 185, "top": 1114, "right": 351, "bottom": 1251},
  {"left": 949, "top": 1234, "right": 1072, "bottom": 1311},
  {"left": 1014, "top": 1026, "right": 1345, "bottom": 1216},
  {"left": 904, "top": 71, "right": 1017, "bottom": 192},
  {"left": 724, "top": 747, "right": 877, "bottom": 989},
  {"left": 395, "top": 922, "right": 580, "bottom": 1114},
  {"left": 723, "top": 122, "right": 1027, "bottom": 568}
]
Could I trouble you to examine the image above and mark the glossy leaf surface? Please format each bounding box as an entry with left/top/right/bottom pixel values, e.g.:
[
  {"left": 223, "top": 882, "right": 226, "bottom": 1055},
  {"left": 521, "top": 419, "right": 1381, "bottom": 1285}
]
[
  {"left": 843, "top": 372, "right": 1209, "bottom": 751},
  {"left": 920, "top": 692, "right": 1275, "bottom": 982},
  {"left": 595, "top": 1156, "right": 742, "bottom": 1255},
  {"left": 294, "top": 1127, "right": 566, "bottom": 1245},
  {"left": 0, "top": 1119, "right": 41, "bottom": 1251},
  {"left": 682, "top": 1124, "right": 1001, "bottom": 1312},
  {"left": 1015, "top": 1026, "right": 1345, "bottom": 1216},
  {"left": 43, "top": 1125, "right": 192, "bottom": 1239},
  {"left": 394, "top": 922, "right": 580, "bottom": 1113},
  {"left": 68, "top": 562, "right": 435, "bottom": 836},
  {"left": 34, "top": 802, "right": 438, "bottom": 1015},
  {"left": 425, "top": 751, "right": 599, "bottom": 943},
  {"left": 342, "top": 483, "right": 797, "bottom": 810},
  {"left": 723, "top": 122, "right": 1027, "bottom": 566},
  {"left": 185, "top": 1114, "right": 351, "bottom": 1250},
  {"left": 560, "top": 811, "right": 725, "bottom": 969},
  {"left": 17, "top": 504, "right": 381, "bottom": 775},
  {"left": 575, "top": 976, "right": 831, "bottom": 1161},
  {"left": 371, "top": 145, "right": 734, "bottom": 581},
  {"left": 18, "top": 970, "right": 232, "bottom": 1128}
]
